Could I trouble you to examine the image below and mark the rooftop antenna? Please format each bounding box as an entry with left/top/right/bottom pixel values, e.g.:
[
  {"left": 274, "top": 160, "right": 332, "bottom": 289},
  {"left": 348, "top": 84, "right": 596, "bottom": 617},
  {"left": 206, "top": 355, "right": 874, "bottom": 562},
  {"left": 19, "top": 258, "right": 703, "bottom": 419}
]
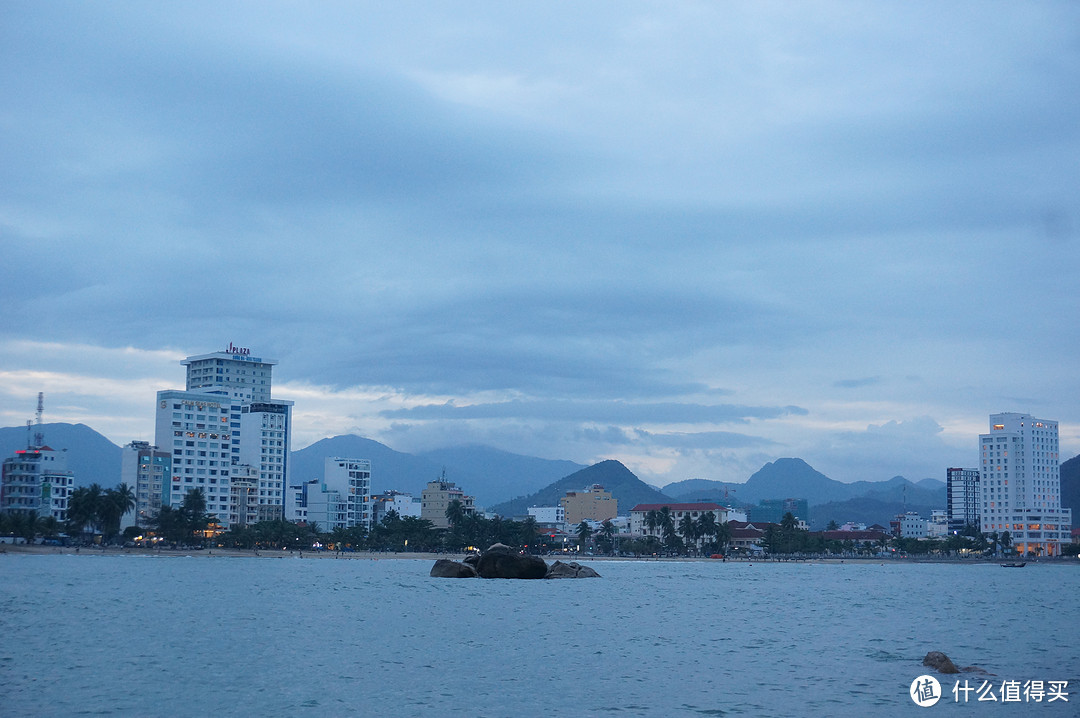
[
  {"left": 34, "top": 392, "right": 45, "bottom": 447},
  {"left": 26, "top": 419, "right": 32, "bottom": 449}
]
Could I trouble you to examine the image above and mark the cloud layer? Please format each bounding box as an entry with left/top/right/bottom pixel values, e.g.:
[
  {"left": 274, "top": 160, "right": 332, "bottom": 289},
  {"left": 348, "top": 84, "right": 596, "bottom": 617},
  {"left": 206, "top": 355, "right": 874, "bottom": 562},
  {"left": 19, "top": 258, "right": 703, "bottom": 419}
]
[{"left": 3, "top": 2, "right": 1079, "bottom": 486}]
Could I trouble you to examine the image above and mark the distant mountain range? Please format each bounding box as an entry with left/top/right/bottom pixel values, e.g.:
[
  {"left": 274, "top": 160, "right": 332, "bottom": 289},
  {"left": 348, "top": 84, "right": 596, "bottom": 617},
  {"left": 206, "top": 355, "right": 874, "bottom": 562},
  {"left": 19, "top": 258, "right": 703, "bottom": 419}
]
[
  {"left": 3, "top": 423, "right": 1077, "bottom": 528},
  {"left": 663, "top": 458, "right": 949, "bottom": 529},
  {"left": 291, "top": 435, "right": 584, "bottom": 505}
]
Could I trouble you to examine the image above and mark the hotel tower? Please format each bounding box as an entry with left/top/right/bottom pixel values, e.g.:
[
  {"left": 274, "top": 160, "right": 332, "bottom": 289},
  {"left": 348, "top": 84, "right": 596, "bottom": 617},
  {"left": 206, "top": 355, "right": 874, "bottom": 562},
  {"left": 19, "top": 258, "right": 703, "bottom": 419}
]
[{"left": 978, "top": 412, "right": 1071, "bottom": 556}]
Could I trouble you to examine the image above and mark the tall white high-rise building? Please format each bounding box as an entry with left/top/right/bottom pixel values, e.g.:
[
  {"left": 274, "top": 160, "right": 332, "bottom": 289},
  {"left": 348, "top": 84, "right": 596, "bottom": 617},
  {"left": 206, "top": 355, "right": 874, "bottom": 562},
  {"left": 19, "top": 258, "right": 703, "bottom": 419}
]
[
  {"left": 978, "top": 412, "right": 1072, "bottom": 556},
  {"left": 154, "top": 345, "right": 292, "bottom": 528}
]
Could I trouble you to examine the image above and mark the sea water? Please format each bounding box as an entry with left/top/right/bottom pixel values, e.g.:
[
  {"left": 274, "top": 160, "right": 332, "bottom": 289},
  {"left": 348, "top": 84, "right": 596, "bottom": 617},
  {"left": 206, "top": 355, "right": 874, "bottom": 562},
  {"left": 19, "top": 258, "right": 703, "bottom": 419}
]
[{"left": 2, "top": 555, "right": 1077, "bottom": 717}]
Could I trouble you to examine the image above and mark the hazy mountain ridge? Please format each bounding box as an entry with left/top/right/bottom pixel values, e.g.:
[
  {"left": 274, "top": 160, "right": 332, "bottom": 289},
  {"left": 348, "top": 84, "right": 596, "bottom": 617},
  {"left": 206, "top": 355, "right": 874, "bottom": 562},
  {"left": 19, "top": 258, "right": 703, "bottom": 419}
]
[
  {"left": 0, "top": 423, "right": 123, "bottom": 487},
  {"left": 1062, "top": 455, "right": 1079, "bottom": 528},
  {"left": 487, "top": 460, "right": 673, "bottom": 518}
]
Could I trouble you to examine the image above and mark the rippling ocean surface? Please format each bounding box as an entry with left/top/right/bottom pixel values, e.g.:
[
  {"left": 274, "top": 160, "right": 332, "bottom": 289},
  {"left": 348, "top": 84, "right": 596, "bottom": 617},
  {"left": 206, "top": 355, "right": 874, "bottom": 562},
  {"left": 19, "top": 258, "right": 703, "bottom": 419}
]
[{"left": 2, "top": 555, "right": 1077, "bottom": 717}]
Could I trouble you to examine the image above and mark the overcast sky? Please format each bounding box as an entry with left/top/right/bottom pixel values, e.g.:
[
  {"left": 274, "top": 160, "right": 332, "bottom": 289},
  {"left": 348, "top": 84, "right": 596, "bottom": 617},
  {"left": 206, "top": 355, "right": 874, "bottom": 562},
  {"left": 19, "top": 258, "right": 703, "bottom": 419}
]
[{"left": 2, "top": 2, "right": 1078, "bottom": 488}]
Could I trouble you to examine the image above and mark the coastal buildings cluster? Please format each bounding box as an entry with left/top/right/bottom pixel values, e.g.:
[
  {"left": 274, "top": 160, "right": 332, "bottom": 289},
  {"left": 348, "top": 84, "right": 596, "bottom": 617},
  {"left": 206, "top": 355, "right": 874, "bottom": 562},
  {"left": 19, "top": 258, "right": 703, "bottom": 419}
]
[{"left": 0, "top": 348, "right": 1075, "bottom": 556}]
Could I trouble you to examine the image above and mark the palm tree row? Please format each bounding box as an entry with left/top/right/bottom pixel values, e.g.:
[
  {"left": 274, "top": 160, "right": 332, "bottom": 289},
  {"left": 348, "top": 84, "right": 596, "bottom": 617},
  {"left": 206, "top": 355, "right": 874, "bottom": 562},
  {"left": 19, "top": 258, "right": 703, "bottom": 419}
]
[
  {"left": 0, "top": 511, "right": 64, "bottom": 544},
  {"left": 151, "top": 489, "right": 213, "bottom": 546},
  {"left": 66, "top": 483, "right": 136, "bottom": 543}
]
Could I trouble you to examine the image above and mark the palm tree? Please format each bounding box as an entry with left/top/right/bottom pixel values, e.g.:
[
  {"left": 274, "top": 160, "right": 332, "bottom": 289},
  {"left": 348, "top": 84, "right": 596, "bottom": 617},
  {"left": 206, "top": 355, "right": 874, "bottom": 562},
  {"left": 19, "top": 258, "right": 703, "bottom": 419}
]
[
  {"left": 696, "top": 512, "right": 718, "bottom": 553},
  {"left": 658, "top": 507, "right": 675, "bottom": 543},
  {"left": 576, "top": 520, "right": 593, "bottom": 549},
  {"left": 15, "top": 510, "right": 40, "bottom": 544},
  {"left": 1000, "top": 530, "right": 1013, "bottom": 556},
  {"left": 678, "top": 514, "right": 698, "bottom": 554},
  {"left": 519, "top": 516, "right": 539, "bottom": 550},
  {"left": 644, "top": 509, "right": 659, "bottom": 538},
  {"left": 715, "top": 521, "right": 731, "bottom": 555},
  {"left": 182, "top": 489, "right": 211, "bottom": 545},
  {"left": 445, "top": 499, "right": 466, "bottom": 530},
  {"left": 67, "top": 484, "right": 104, "bottom": 540},
  {"left": 596, "top": 519, "right": 616, "bottom": 555}
]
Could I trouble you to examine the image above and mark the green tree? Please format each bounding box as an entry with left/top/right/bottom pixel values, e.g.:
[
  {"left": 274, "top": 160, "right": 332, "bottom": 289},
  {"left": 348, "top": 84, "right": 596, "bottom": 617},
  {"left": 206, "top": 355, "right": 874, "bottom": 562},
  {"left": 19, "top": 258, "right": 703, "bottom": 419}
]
[
  {"left": 1000, "top": 530, "right": 1013, "bottom": 555},
  {"left": 658, "top": 507, "right": 675, "bottom": 546},
  {"left": 826, "top": 520, "right": 839, "bottom": 531},
  {"left": 576, "top": 520, "right": 593, "bottom": 549},
  {"left": 678, "top": 513, "right": 698, "bottom": 554},
  {"left": 715, "top": 521, "right": 731, "bottom": 555},
  {"left": 519, "top": 516, "right": 539, "bottom": 551},
  {"left": 445, "top": 499, "right": 466, "bottom": 530},
  {"left": 14, "top": 510, "right": 40, "bottom": 544},
  {"left": 644, "top": 509, "right": 660, "bottom": 538},
  {"left": 182, "top": 489, "right": 211, "bottom": 545},
  {"left": 99, "top": 484, "right": 136, "bottom": 543},
  {"left": 696, "top": 512, "right": 718, "bottom": 553},
  {"left": 596, "top": 519, "right": 616, "bottom": 555},
  {"left": 67, "top": 484, "right": 104, "bottom": 539}
]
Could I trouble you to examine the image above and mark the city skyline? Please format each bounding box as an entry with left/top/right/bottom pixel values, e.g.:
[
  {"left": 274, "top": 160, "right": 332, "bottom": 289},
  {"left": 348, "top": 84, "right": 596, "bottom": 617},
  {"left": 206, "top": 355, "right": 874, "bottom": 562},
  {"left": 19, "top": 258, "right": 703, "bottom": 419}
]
[{"left": 2, "top": 3, "right": 1079, "bottom": 486}]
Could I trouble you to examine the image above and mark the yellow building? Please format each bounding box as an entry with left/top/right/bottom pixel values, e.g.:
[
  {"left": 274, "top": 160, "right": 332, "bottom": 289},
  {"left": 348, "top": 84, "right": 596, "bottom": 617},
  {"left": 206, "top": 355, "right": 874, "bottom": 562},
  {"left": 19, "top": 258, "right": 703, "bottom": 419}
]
[
  {"left": 421, "top": 479, "right": 476, "bottom": 529},
  {"left": 560, "top": 484, "right": 617, "bottom": 525}
]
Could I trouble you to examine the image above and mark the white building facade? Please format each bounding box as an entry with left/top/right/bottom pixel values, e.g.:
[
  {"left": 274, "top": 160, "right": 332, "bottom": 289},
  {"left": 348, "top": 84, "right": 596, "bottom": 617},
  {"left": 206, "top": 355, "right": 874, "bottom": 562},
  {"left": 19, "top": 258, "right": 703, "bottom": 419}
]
[
  {"left": 979, "top": 412, "right": 1072, "bottom": 556},
  {"left": 527, "top": 506, "right": 565, "bottom": 526}
]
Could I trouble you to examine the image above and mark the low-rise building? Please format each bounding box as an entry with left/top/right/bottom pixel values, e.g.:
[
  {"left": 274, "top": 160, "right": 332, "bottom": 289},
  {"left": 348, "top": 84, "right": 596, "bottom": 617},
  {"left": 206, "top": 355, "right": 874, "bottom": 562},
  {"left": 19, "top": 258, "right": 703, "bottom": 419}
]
[
  {"left": 527, "top": 506, "right": 565, "bottom": 526},
  {"left": 629, "top": 503, "right": 729, "bottom": 540},
  {"left": 421, "top": 479, "right": 475, "bottom": 529},
  {"left": 0, "top": 446, "right": 75, "bottom": 522},
  {"left": 370, "top": 491, "right": 421, "bottom": 525}
]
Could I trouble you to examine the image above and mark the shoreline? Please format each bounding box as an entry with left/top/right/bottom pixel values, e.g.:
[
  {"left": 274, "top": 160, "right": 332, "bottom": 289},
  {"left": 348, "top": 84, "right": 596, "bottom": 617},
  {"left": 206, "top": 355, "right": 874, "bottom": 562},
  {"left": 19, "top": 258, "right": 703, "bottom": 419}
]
[{"left": 2, "top": 543, "right": 1076, "bottom": 565}]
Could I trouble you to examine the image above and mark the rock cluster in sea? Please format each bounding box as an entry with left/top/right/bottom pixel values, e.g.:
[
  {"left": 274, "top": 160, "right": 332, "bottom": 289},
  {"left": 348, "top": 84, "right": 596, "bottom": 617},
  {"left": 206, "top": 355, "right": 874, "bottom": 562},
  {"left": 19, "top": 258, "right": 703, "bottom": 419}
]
[{"left": 430, "top": 543, "right": 600, "bottom": 579}]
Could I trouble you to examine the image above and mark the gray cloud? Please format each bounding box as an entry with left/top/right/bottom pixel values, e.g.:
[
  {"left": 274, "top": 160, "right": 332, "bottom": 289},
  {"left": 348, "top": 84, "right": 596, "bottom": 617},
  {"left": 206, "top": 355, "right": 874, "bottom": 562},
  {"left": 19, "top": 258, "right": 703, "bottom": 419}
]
[{"left": 382, "top": 399, "right": 806, "bottom": 424}]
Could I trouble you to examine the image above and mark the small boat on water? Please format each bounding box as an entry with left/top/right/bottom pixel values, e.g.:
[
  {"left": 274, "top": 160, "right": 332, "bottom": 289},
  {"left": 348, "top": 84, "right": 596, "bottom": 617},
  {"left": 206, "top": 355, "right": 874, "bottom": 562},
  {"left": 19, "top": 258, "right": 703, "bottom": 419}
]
[{"left": 1000, "top": 562, "right": 1026, "bottom": 568}]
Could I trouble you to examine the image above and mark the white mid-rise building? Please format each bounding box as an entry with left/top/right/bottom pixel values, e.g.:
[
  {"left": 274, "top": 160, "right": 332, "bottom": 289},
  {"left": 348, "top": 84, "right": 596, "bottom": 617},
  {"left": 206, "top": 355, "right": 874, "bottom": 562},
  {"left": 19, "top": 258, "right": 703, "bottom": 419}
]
[
  {"left": 978, "top": 412, "right": 1072, "bottom": 556},
  {"left": 0, "top": 445, "right": 74, "bottom": 522},
  {"left": 946, "top": 467, "right": 980, "bottom": 534},
  {"left": 287, "top": 458, "right": 372, "bottom": 531},
  {"left": 322, "top": 457, "right": 371, "bottom": 530}
]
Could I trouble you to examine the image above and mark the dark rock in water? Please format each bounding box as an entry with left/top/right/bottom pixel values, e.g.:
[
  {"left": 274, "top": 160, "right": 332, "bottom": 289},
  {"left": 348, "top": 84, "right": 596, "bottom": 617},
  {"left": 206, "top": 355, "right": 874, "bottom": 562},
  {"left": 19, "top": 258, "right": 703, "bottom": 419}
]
[
  {"left": 483, "top": 543, "right": 513, "bottom": 556},
  {"left": 922, "top": 651, "right": 960, "bottom": 674},
  {"left": 462, "top": 553, "right": 480, "bottom": 567},
  {"left": 546, "top": 560, "right": 601, "bottom": 579},
  {"left": 476, "top": 549, "right": 548, "bottom": 579},
  {"left": 430, "top": 559, "right": 478, "bottom": 578}
]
